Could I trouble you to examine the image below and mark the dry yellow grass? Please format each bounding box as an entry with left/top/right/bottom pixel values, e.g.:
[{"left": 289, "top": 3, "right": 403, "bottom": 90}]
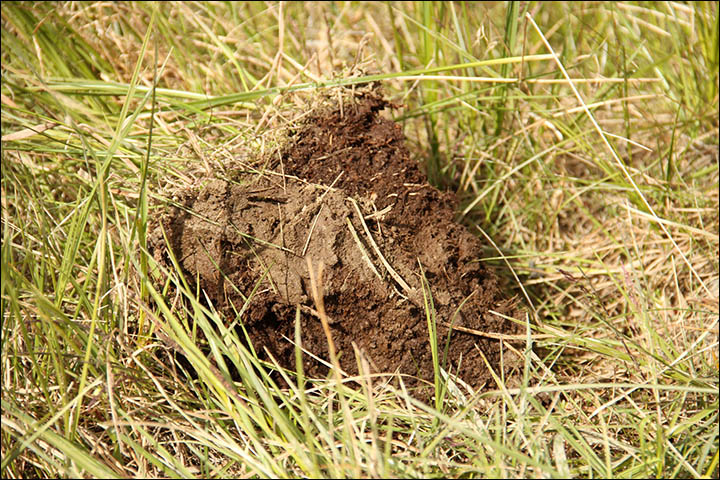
[{"left": 2, "top": 2, "right": 717, "bottom": 477}]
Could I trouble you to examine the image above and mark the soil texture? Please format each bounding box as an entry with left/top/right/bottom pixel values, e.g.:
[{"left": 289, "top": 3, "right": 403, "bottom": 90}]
[{"left": 149, "top": 89, "right": 522, "bottom": 393}]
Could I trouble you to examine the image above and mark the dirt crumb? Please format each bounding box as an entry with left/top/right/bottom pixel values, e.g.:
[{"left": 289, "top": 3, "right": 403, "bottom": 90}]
[{"left": 149, "top": 88, "right": 522, "bottom": 394}]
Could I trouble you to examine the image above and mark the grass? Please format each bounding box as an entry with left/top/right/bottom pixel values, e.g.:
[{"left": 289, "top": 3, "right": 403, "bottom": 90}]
[{"left": 2, "top": 1, "right": 718, "bottom": 478}]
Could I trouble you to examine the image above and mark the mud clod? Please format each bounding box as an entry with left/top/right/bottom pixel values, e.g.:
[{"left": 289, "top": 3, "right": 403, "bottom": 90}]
[{"left": 149, "top": 90, "right": 522, "bottom": 393}]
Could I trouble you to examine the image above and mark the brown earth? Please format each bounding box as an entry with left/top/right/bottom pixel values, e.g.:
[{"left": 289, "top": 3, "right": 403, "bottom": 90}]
[{"left": 148, "top": 87, "right": 523, "bottom": 394}]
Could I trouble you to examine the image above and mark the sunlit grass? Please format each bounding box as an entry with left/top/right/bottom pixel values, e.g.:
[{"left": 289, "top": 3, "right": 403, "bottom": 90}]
[{"left": 2, "top": 1, "right": 718, "bottom": 478}]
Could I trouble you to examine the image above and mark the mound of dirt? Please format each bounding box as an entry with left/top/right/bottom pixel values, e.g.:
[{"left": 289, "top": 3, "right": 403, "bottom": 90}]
[{"left": 148, "top": 88, "right": 522, "bottom": 393}]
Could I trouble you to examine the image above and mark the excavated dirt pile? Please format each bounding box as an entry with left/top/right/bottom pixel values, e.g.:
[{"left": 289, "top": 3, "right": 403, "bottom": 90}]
[{"left": 149, "top": 89, "right": 522, "bottom": 392}]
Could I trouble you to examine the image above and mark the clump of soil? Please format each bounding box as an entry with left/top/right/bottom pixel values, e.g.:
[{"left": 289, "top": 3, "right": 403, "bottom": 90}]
[{"left": 149, "top": 87, "right": 522, "bottom": 393}]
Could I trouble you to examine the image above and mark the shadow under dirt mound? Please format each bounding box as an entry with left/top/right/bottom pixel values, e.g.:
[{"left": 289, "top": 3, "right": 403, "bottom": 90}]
[{"left": 148, "top": 87, "right": 523, "bottom": 393}]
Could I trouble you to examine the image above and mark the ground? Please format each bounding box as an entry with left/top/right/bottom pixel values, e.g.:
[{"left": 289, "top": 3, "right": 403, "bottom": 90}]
[
  {"left": 3, "top": 3, "right": 717, "bottom": 477},
  {"left": 148, "top": 87, "right": 522, "bottom": 391}
]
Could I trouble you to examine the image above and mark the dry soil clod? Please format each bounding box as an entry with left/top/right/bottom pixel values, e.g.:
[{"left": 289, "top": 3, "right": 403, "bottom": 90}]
[{"left": 149, "top": 87, "right": 523, "bottom": 393}]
